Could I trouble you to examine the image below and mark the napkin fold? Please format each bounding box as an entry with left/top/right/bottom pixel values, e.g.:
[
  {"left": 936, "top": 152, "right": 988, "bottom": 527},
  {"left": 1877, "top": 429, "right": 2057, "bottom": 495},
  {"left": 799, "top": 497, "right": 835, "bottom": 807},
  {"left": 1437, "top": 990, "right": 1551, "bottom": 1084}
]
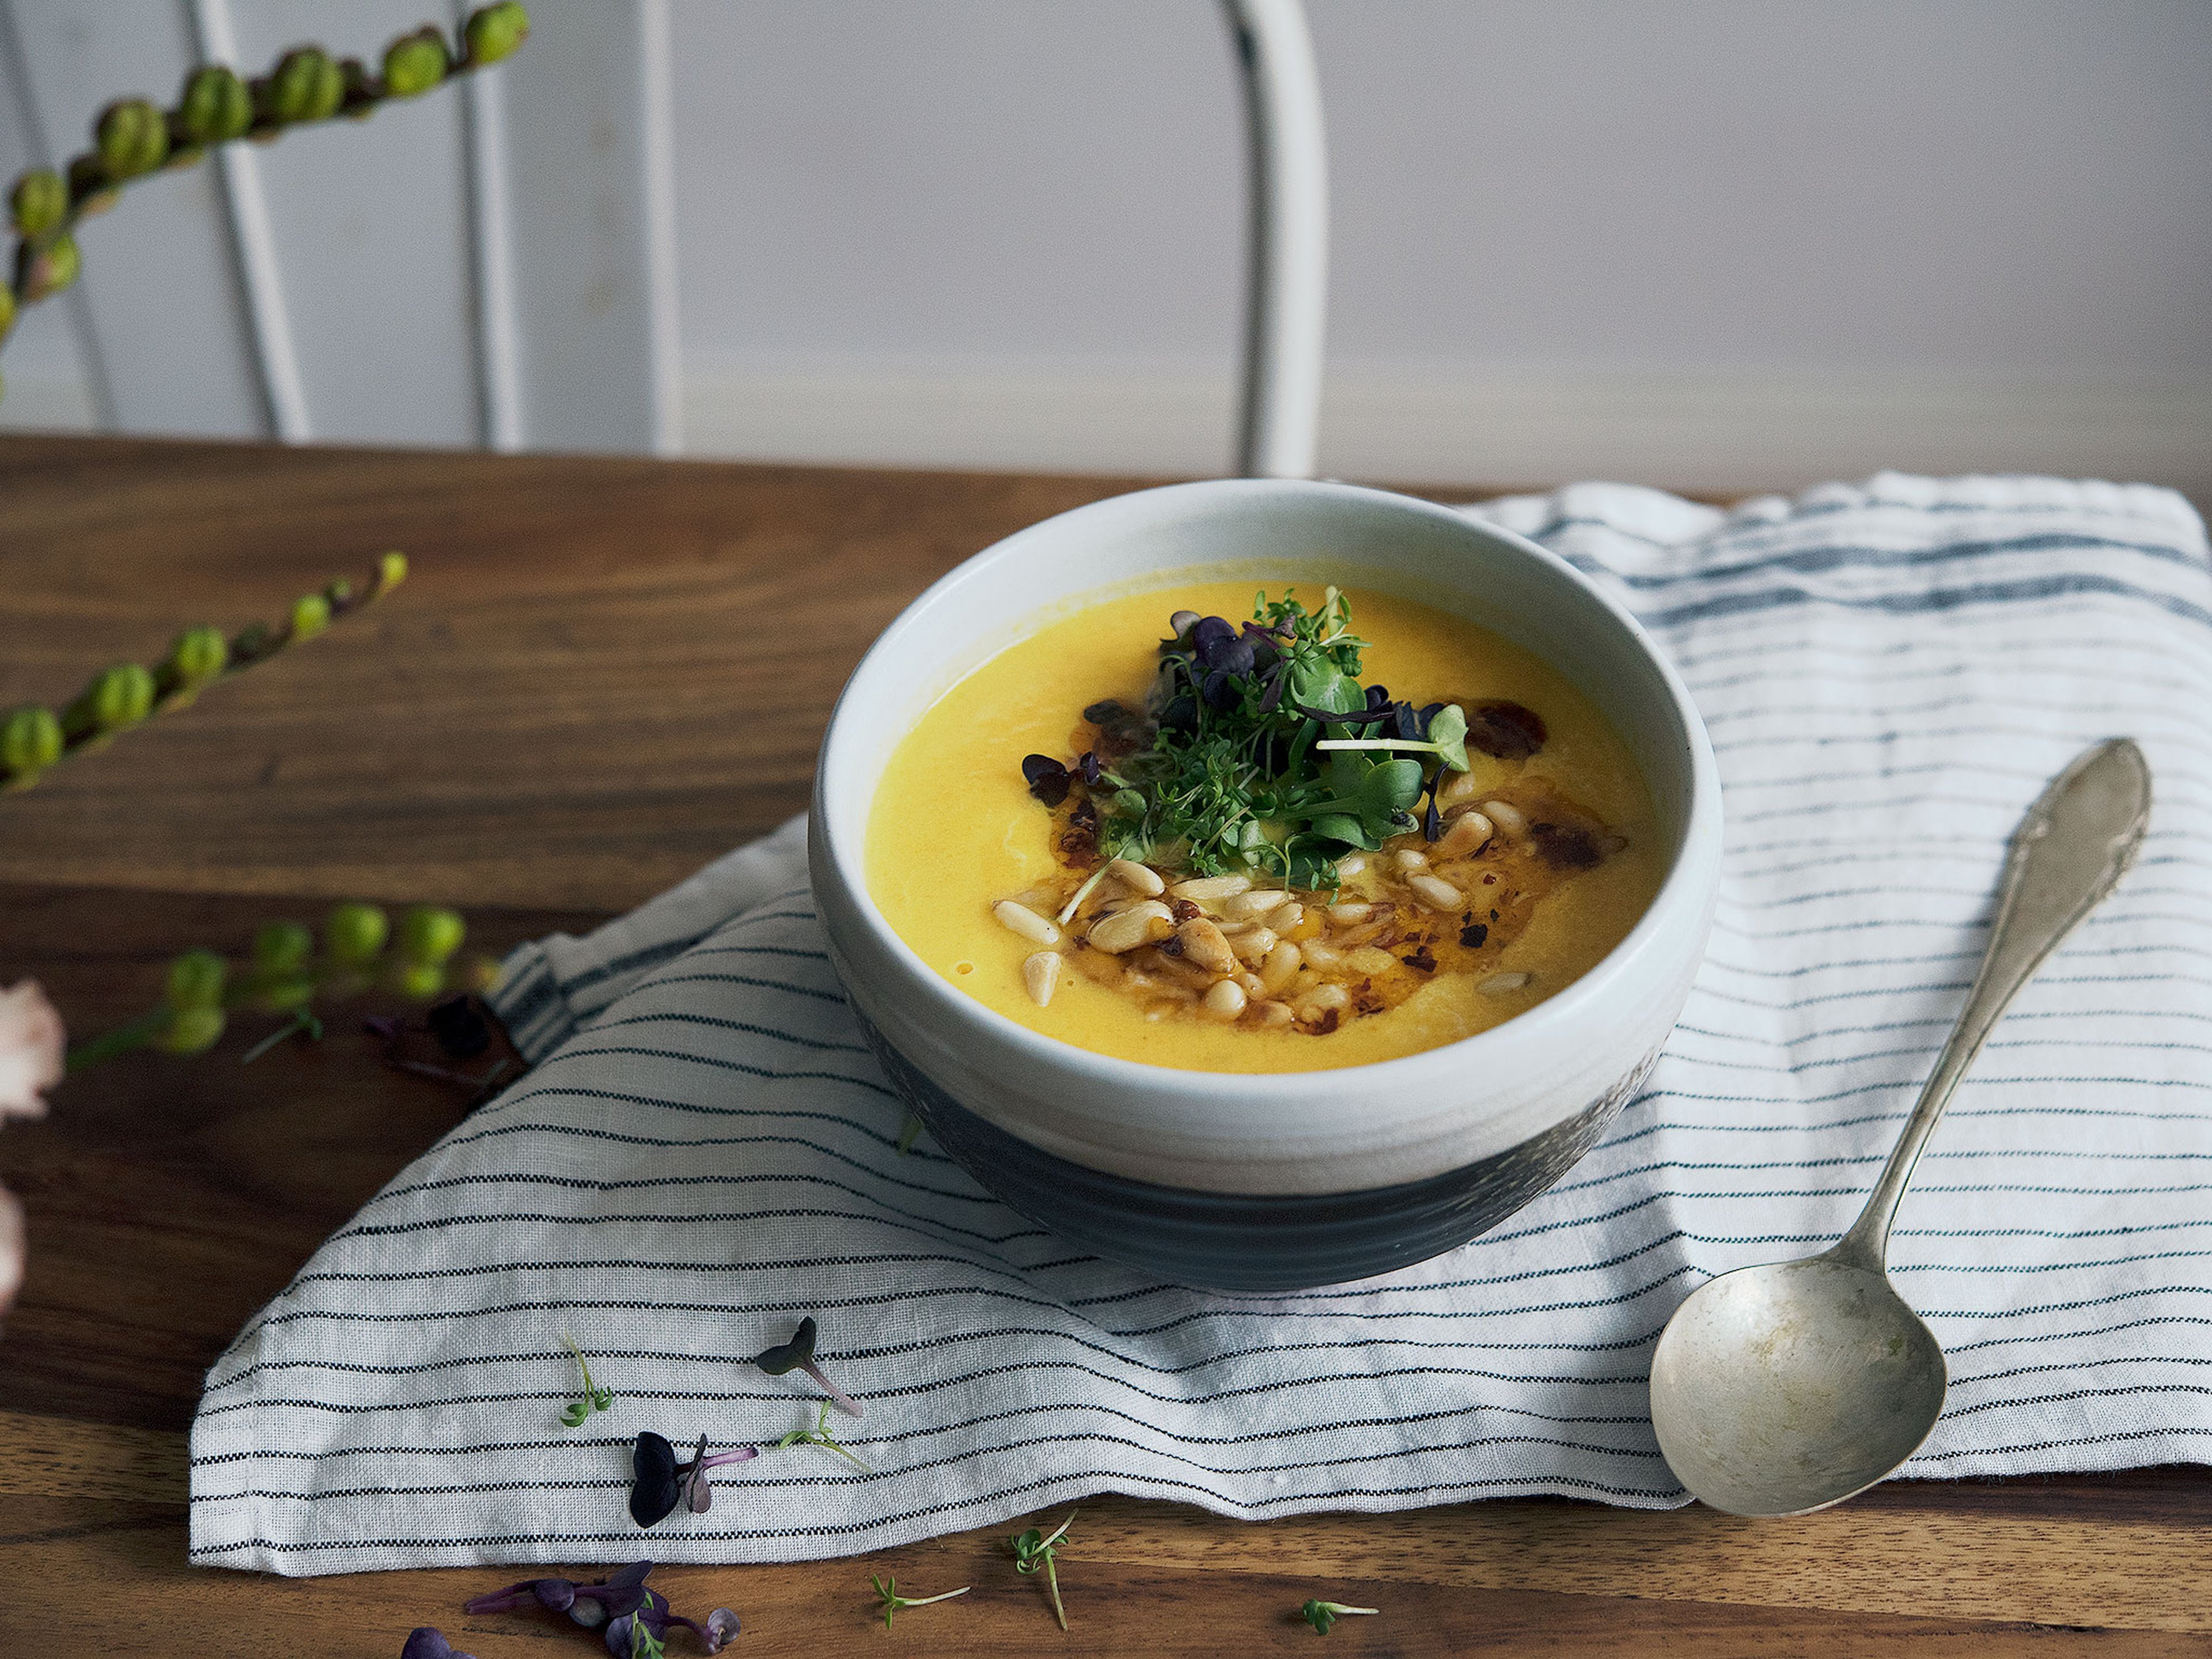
[{"left": 191, "top": 472, "right": 2212, "bottom": 1574}]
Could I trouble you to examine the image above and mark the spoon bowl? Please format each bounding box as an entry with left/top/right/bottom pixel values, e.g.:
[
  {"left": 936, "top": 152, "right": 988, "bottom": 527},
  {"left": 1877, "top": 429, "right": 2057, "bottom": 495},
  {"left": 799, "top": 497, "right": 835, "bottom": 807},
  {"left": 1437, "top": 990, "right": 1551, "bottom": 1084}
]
[{"left": 1649, "top": 1252, "right": 1946, "bottom": 1517}]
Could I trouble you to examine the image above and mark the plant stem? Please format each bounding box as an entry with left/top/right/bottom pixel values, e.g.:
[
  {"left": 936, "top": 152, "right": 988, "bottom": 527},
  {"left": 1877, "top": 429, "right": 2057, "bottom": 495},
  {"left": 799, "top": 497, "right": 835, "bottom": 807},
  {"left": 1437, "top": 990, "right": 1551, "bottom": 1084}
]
[{"left": 63, "top": 1009, "right": 168, "bottom": 1073}]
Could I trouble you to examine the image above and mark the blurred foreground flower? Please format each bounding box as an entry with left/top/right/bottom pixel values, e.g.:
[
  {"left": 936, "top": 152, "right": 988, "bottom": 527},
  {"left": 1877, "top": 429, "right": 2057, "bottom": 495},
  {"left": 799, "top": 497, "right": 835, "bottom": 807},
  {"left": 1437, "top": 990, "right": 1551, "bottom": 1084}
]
[{"left": 0, "top": 979, "right": 65, "bottom": 1317}]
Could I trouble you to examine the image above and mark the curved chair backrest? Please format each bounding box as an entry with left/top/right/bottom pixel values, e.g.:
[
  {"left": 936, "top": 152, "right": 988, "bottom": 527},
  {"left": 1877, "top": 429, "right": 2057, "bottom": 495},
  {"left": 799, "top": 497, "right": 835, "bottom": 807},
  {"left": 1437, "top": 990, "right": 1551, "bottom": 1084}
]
[{"left": 2, "top": 0, "right": 1325, "bottom": 476}]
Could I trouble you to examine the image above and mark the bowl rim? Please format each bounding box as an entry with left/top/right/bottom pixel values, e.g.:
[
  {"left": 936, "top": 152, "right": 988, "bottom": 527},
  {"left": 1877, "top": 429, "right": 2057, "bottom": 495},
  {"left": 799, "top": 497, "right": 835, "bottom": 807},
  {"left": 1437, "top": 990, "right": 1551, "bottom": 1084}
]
[{"left": 813, "top": 476, "right": 1721, "bottom": 1115}]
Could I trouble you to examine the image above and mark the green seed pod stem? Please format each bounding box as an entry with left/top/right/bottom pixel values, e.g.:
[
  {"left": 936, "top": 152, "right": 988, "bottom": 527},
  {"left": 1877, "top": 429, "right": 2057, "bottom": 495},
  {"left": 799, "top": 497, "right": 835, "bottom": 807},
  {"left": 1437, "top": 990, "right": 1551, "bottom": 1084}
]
[
  {"left": 252, "top": 921, "right": 316, "bottom": 978},
  {"left": 382, "top": 28, "right": 450, "bottom": 97},
  {"left": 1, "top": 706, "right": 62, "bottom": 779},
  {"left": 325, "top": 902, "right": 391, "bottom": 967},
  {"left": 464, "top": 2, "right": 531, "bottom": 66},
  {"left": 178, "top": 65, "right": 255, "bottom": 144},
  {"left": 156, "top": 1005, "right": 226, "bottom": 1055},
  {"left": 8, "top": 168, "right": 66, "bottom": 238},
  {"left": 95, "top": 99, "right": 170, "bottom": 179},
  {"left": 397, "top": 905, "right": 466, "bottom": 967},
  {"left": 267, "top": 47, "right": 345, "bottom": 124},
  {"left": 165, "top": 948, "right": 229, "bottom": 1013}
]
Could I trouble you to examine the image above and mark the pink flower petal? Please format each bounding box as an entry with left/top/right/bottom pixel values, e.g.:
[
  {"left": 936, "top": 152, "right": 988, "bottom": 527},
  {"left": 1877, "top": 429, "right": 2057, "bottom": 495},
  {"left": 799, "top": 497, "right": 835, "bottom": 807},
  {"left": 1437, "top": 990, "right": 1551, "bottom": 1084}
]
[{"left": 0, "top": 979, "right": 65, "bottom": 1122}]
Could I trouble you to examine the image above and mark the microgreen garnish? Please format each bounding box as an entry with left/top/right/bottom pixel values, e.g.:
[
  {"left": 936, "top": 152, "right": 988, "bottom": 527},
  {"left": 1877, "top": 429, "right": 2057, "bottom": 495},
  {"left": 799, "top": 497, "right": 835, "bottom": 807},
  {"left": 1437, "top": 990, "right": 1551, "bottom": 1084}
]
[
  {"left": 1300, "top": 1599, "right": 1378, "bottom": 1635},
  {"left": 239, "top": 1006, "right": 323, "bottom": 1063},
  {"left": 868, "top": 1573, "right": 971, "bottom": 1628},
  {"left": 752, "top": 1315, "right": 865, "bottom": 1417},
  {"left": 1021, "top": 588, "right": 1503, "bottom": 889},
  {"left": 402, "top": 1631, "right": 476, "bottom": 1659},
  {"left": 774, "top": 1399, "right": 870, "bottom": 1471},
  {"left": 629, "top": 1431, "right": 759, "bottom": 1527},
  {"left": 560, "top": 1334, "right": 615, "bottom": 1427},
  {"left": 1010, "top": 1511, "right": 1077, "bottom": 1630},
  {"left": 464, "top": 1562, "right": 739, "bottom": 1654}
]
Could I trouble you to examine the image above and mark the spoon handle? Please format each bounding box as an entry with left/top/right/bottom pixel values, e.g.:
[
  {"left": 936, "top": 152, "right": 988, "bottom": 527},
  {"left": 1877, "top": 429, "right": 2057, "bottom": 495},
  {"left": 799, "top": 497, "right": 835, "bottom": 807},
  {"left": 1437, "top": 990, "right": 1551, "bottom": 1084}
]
[{"left": 1834, "top": 738, "right": 2152, "bottom": 1269}]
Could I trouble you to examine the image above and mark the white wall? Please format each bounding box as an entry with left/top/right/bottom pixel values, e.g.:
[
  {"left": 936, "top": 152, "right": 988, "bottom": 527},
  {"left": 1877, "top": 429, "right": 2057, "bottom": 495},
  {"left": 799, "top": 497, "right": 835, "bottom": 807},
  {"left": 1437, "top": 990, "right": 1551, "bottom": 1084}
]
[{"left": 6, "top": 1, "right": 2209, "bottom": 499}]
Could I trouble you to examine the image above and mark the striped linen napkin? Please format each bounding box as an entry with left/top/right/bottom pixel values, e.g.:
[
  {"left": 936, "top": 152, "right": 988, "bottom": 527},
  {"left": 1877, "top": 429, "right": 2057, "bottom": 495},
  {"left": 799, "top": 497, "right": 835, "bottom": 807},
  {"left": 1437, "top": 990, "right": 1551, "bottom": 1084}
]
[{"left": 190, "top": 472, "right": 2212, "bottom": 1574}]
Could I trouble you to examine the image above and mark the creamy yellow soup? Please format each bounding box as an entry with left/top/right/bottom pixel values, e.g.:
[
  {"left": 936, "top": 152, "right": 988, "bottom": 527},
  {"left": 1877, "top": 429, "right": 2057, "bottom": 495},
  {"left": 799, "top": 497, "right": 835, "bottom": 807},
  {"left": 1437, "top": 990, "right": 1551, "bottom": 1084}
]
[{"left": 866, "top": 579, "right": 1666, "bottom": 1072}]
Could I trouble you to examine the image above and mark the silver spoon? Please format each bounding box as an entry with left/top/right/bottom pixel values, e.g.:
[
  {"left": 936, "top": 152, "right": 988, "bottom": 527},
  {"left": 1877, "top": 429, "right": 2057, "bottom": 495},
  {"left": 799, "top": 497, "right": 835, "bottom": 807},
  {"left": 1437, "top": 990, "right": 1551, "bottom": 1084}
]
[{"left": 1648, "top": 736, "right": 2152, "bottom": 1517}]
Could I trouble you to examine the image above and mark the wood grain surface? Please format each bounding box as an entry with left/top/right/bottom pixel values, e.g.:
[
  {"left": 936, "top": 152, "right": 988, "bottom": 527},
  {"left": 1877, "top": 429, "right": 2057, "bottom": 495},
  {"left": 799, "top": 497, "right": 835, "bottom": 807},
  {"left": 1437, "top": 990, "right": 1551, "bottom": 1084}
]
[{"left": 1, "top": 434, "right": 2206, "bottom": 1656}]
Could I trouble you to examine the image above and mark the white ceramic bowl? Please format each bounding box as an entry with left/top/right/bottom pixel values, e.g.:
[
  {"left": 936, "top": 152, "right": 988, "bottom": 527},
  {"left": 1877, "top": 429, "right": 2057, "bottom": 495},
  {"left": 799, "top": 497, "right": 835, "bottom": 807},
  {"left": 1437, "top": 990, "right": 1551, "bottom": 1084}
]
[{"left": 810, "top": 480, "right": 1720, "bottom": 1289}]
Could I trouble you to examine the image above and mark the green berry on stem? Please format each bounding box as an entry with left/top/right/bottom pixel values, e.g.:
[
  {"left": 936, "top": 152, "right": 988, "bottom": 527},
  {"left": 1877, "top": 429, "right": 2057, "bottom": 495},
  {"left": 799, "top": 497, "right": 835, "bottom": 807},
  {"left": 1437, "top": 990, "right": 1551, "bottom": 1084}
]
[
  {"left": 266, "top": 48, "right": 344, "bottom": 124},
  {"left": 256, "top": 976, "right": 317, "bottom": 1014},
  {"left": 155, "top": 1005, "right": 226, "bottom": 1055},
  {"left": 376, "top": 551, "right": 408, "bottom": 592},
  {"left": 165, "top": 948, "right": 229, "bottom": 1012},
  {"left": 2, "top": 706, "right": 62, "bottom": 777},
  {"left": 325, "top": 903, "right": 389, "bottom": 967},
  {"left": 166, "top": 625, "right": 230, "bottom": 687},
  {"left": 177, "top": 65, "right": 254, "bottom": 143},
  {"left": 9, "top": 168, "right": 66, "bottom": 237},
  {"left": 382, "top": 29, "right": 450, "bottom": 97},
  {"left": 395, "top": 960, "right": 447, "bottom": 1002},
  {"left": 66, "top": 662, "right": 155, "bottom": 737},
  {"left": 252, "top": 921, "right": 315, "bottom": 978},
  {"left": 95, "top": 99, "right": 170, "bottom": 178},
  {"left": 290, "top": 593, "right": 331, "bottom": 641},
  {"left": 397, "top": 906, "right": 465, "bottom": 967},
  {"left": 464, "top": 3, "right": 531, "bottom": 66},
  {"left": 21, "top": 233, "right": 80, "bottom": 301}
]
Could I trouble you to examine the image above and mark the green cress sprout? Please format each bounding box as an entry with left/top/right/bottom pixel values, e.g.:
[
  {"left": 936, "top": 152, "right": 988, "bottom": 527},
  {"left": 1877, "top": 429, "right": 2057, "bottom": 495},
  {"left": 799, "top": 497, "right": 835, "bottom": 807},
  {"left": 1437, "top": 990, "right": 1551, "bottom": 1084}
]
[
  {"left": 752, "top": 1315, "right": 865, "bottom": 1417},
  {"left": 869, "top": 1574, "right": 971, "bottom": 1629},
  {"left": 1017, "top": 589, "right": 1550, "bottom": 892},
  {"left": 559, "top": 1334, "right": 615, "bottom": 1427},
  {"left": 1009, "top": 1512, "right": 1077, "bottom": 1630},
  {"left": 0, "top": 15, "right": 531, "bottom": 403},
  {"left": 774, "top": 1400, "right": 869, "bottom": 1472},
  {"left": 0, "top": 555, "right": 406, "bottom": 793},
  {"left": 1300, "top": 1599, "right": 1379, "bottom": 1635}
]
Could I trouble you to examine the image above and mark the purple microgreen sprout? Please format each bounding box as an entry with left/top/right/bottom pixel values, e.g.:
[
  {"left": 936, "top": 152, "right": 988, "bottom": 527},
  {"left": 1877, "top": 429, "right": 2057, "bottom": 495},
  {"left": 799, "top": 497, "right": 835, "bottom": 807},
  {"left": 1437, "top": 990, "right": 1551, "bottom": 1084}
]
[
  {"left": 609, "top": 1606, "right": 667, "bottom": 1659},
  {"left": 774, "top": 1399, "right": 870, "bottom": 1472},
  {"left": 1301, "top": 1599, "right": 1379, "bottom": 1635},
  {"left": 677, "top": 1432, "right": 760, "bottom": 1513},
  {"left": 752, "top": 1315, "right": 864, "bottom": 1418},
  {"left": 560, "top": 1334, "right": 616, "bottom": 1427},
  {"left": 869, "top": 1573, "right": 971, "bottom": 1629},
  {"left": 1009, "top": 1511, "right": 1077, "bottom": 1630},
  {"left": 465, "top": 1562, "right": 655, "bottom": 1628},
  {"left": 240, "top": 1006, "right": 323, "bottom": 1063},
  {"left": 401, "top": 1630, "right": 478, "bottom": 1659}
]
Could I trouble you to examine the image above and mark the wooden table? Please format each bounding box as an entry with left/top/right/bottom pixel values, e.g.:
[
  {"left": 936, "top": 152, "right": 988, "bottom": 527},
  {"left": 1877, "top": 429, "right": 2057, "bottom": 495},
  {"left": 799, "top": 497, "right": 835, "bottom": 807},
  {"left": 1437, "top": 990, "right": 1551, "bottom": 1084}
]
[{"left": 2, "top": 433, "right": 2206, "bottom": 1656}]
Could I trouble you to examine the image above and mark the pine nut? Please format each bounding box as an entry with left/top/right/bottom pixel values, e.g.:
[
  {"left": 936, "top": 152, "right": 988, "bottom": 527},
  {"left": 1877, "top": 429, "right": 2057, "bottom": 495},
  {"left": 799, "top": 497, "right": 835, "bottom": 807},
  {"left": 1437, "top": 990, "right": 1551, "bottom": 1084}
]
[
  {"left": 1301, "top": 940, "right": 1344, "bottom": 974},
  {"left": 1022, "top": 951, "right": 1062, "bottom": 1006},
  {"left": 1147, "top": 949, "right": 1222, "bottom": 993},
  {"left": 1393, "top": 848, "right": 1429, "bottom": 871},
  {"left": 1294, "top": 983, "right": 1350, "bottom": 1023},
  {"left": 1175, "top": 916, "right": 1238, "bottom": 976},
  {"left": 994, "top": 900, "right": 1062, "bottom": 946},
  {"left": 1479, "top": 971, "right": 1533, "bottom": 995},
  {"left": 1235, "top": 969, "right": 1266, "bottom": 997},
  {"left": 1106, "top": 857, "right": 1165, "bottom": 896},
  {"left": 1482, "top": 799, "right": 1527, "bottom": 836},
  {"left": 1170, "top": 873, "right": 1252, "bottom": 903},
  {"left": 1259, "top": 939, "right": 1302, "bottom": 994},
  {"left": 1439, "top": 770, "right": 1483, "bottom": 809},
  {"left": 1221, "top": 888, "right": 1289, "bottom": 921},
  {"left": 1327, "top": 902, "right": 1373, "bottom": 926},
  {"left": 1433, "top": 810, "right": 1493, "bottom": 859},
  {"left": 1336, "top": 921, "right": 1389, "bottom": 946},
  {"left": 1408, "top": 873, "right": 1462, "bottom": 910},
  {"left": 1230, "top": 926, "right": 1278, "bottom": 967},
  {"left": 1248, "top": 998, "right": 1296, "bottom": 1029},
  {"left": 1335, "top": 854, "right": 1368, "bottom": 877},
  {"left": 1202, "top": 979, "right": 1248, "bottom": 1020},
  {"left": 1088, "top": 900, "right": 1173, "bottom": 955},
  {"left": 1348, "top": 945, "right": 1398, "bottom": 977},
  {"left": 1277, "top": 903, "right": 1312, "bottom": 938}
]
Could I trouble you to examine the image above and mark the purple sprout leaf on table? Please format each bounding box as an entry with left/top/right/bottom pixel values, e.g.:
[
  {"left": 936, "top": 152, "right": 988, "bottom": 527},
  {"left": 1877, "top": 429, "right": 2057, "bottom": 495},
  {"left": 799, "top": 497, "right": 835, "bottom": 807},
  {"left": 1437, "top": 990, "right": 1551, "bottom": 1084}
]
[
  {"left": 751, "top": 1315, "right": 864, "bottom": 1418},
  {"left": 400, "top": 1630, "right": 477, "bottom": 1659},
  {"left": 465, "top": 1561, "right": 657, "bottom": 1631}
]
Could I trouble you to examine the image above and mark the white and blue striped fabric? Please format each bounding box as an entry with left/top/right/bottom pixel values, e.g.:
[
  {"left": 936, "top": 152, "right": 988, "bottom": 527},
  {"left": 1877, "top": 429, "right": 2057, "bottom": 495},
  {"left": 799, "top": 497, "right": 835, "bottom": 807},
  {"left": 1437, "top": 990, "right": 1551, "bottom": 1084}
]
[{"left": 191, "top": 473, "right": 2212, "bottom": 1574}]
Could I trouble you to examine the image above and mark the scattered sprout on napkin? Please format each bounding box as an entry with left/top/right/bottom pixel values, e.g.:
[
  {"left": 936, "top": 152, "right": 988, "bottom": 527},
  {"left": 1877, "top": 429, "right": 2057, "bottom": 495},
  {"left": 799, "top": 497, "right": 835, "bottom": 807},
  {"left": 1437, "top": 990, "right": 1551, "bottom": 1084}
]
[
  {"left": 752, "top": 1315, "right": 864, "bottom": 1417},
  {"left": 630, "top": 1431, "right": 760, "bottom": 1527}
]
